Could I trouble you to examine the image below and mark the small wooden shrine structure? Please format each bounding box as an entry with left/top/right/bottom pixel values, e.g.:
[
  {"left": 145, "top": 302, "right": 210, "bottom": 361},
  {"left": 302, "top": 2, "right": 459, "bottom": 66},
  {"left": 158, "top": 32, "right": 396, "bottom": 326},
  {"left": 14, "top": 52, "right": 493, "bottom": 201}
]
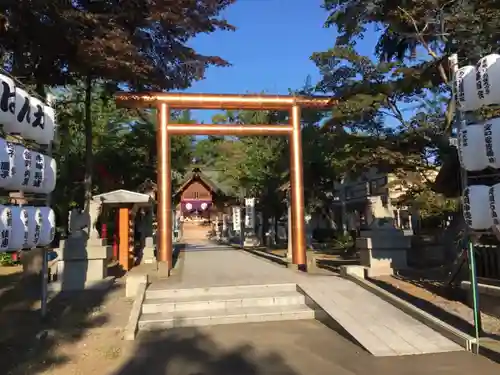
[{"left": 93, "top": 189, "right": 154, "bottom": 271}]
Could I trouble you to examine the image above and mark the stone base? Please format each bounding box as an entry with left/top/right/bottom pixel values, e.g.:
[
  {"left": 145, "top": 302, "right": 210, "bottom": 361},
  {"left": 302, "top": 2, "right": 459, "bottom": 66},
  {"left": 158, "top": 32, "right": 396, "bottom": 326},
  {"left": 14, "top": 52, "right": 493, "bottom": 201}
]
[
  {"left": 340, "top": 265, "right": 366, "bottom": 279},
  {"left": 306, "top": 251, "right": 319, "bottom": 271},
  {"left": 357, "top": 229, "right": 410, "bottom": 276},
  {"left": 364, "top": 266, "right": 395, "bottom": 277},
  {"left": 243, "top": 236, "right": 260, "bottom": 247},
  {"left": 359, "top": 248, "right": 407, "bottom": 270},
  {"left": 21, "top": 248, "right": 45, "bottom": 276},
  {"left": 157, "top": 261, "right": 171, "bottom": 278},
  {"left": 142, "top": 247, "right": 156, "bottom": 264},
  {"left": 53, "top": 238, "right": 113, "bottom": 291}
]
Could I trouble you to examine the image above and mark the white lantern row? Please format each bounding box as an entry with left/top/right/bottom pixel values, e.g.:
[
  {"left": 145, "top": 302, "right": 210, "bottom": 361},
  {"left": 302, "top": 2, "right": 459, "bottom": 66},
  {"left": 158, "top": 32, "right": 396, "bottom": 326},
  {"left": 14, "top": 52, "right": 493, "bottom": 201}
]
[
  {"left": 0, "top": 74, "right": 56, "bottom": 144},
  {"left": 454, "top": 54, "right": 500, "bottom": 111},
  {"left": 0, "top": 205, "right": 55, "bottom": 252},
  {"left": 0, "top": 138, "right": 56, "bottom": 193}
]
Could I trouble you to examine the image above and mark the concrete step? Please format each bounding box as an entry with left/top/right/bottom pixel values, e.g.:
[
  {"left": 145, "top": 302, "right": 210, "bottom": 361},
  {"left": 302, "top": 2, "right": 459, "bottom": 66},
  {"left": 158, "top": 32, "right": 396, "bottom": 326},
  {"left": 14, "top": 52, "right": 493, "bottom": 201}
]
[
  {"left": 145, "top": 283, "right": 298, "bottom": 299},
  {"left": 142, "top": 290, "right": 306, "bottom": 314},
  {"left": 139, "top": 304, "right": 318, "bottom": 330}
]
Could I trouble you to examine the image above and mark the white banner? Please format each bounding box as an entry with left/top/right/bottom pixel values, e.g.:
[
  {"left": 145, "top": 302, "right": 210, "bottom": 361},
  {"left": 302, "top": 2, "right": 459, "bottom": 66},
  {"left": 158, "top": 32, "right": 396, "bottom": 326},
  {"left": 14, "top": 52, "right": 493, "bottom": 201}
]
[
  {"left": 244, "top": 198, "right": 255, "bottom": 229},
  {"left": 232, "top": 207, "right": 241, "bottom": 231}
]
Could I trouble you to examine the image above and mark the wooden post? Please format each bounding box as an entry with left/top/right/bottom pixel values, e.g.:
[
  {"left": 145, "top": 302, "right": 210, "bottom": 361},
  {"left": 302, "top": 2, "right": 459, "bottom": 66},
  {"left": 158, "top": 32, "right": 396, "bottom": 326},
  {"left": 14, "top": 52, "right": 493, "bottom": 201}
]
[{"left": 118, "top": 207, "right": 131, "bottom": 271}]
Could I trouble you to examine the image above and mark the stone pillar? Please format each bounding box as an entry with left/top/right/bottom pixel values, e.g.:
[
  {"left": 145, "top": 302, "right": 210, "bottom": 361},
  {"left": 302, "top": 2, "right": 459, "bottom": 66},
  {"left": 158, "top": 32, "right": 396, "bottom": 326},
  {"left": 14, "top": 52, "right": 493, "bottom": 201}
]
[
  {"left": 52, "top": 209, "right": 112, "bottom": 292},
  {"left": 142, "top": 208, "right": 156, "bottom": 264},
  {"left": 357, "top": 228, "right": 410, "bottom": 277},
  {"left": 244, "top": 198, "right": 259, "bottom": 247},
  {"left": 286, "top": 205, "right": 292, "bottom": 260}
]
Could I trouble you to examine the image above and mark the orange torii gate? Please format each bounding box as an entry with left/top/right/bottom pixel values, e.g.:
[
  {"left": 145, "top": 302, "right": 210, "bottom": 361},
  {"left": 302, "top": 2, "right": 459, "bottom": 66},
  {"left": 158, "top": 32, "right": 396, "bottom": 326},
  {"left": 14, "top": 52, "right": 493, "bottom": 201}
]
[{"left": 115, "top": 92, "right": 334, "bottom": 272}]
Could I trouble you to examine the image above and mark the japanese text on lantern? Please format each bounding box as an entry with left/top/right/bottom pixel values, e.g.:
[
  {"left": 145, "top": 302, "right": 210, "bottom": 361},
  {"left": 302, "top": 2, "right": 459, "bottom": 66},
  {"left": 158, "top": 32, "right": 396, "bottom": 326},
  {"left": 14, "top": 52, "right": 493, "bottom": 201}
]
[{"left": 485, "top": 123, "right": 495, "bottom": 164}]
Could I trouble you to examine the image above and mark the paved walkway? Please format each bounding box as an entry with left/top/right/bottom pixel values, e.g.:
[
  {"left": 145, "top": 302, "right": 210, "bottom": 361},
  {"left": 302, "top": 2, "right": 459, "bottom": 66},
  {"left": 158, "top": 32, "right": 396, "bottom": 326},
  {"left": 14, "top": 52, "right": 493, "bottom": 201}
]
[
  {"left": 129, "top": 321, "right": 498, "bottom": 375},
  {"left": 150, "top": 246, "right": 463, "bottom": 356}
]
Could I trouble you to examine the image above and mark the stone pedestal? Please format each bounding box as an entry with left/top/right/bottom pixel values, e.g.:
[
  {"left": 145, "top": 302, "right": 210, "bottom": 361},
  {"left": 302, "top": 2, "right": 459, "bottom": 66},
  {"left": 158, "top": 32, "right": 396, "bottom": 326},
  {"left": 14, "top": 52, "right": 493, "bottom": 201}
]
[
  {"left": 51, "top": 234, "right": 113, "bottom": 292},
  {"left": 21, "top": 247, "right": 45, "bottom": 276},
  {"left": 357, "top": 229, "right": 410, "bottom": 277},
  {"left": 243, "top": 235, "right": 260, "bottom": 247},
  {"left": 142, "top": 236, "right": 156, "bottom": 264}
]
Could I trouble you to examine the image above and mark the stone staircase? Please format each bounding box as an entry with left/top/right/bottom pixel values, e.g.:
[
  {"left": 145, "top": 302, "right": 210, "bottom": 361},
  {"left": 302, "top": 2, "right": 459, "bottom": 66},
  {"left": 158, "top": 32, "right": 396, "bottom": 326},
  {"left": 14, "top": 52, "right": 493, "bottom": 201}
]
[{"left": 139, "top": 283, "right": 320, "bottom": 330}]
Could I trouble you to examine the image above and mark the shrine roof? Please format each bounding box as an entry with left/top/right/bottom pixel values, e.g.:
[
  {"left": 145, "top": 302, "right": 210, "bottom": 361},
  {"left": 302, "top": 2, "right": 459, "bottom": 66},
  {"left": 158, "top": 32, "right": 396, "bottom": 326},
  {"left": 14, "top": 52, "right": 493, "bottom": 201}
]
[
  {"left": 92, "top": 189, "right": 154, "bottom": 204},
  {"left": 175, "top": 167, "right": 226, "bottom": 196}
]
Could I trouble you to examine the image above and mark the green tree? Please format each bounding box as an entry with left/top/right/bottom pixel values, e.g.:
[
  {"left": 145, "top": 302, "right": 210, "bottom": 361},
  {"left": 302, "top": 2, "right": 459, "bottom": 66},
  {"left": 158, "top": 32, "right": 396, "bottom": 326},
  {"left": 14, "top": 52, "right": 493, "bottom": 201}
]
[{"left": 0, "top": 0, "right": 235, "bottom": 209}]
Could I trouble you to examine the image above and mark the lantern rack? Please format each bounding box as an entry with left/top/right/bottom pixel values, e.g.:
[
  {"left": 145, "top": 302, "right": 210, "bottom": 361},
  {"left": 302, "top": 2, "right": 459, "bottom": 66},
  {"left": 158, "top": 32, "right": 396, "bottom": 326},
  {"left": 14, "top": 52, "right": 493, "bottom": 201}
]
[
  {"left": 451, "top": 53, "right": 495, "bottom": 353},
  {"left": 0, "top": 69, "right": 57, "bottom": 319}
]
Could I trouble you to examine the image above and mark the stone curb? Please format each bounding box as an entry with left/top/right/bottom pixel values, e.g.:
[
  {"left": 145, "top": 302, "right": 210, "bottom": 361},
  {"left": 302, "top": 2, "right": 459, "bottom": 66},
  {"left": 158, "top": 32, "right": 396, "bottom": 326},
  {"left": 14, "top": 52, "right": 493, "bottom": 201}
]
[
  {"left": 342, "top": 270, "right": 476, "bottom": 352},
  {"left": 124, "top": 281, "right": 148, "bottom": 341},
  {"left": 238, "top": 246, "right": 289, "bottom": 267}
]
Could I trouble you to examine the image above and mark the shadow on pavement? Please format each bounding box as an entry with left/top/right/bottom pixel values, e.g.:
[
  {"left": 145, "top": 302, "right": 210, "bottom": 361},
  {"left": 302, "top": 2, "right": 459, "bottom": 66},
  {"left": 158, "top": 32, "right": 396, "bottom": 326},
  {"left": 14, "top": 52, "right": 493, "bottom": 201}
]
[{"left": 112, "top": 325, "right": 299, "bottom": 375}]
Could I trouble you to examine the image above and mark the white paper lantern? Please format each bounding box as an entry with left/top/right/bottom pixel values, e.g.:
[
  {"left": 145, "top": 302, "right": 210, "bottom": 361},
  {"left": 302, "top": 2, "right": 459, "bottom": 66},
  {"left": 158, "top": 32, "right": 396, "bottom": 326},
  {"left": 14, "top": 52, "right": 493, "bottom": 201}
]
[
  {"left": 14, "top": 87, "right": 31, "bottom": 135},
  {"left": 25, "top": 151, "right": 45, "bottom": 193},
  {"left": 38, "top": 207, "right": 56, "bottom": 246},
  {"left": 201, "top": 202, "right": 207, "bottom": 210},
  {"left": 24, "top": 206, "right": 42, "bottom": 248},
  {"left": 463, "top": 185, "right": 492, "bottom": 229},
  {"left": 0, "top": 137, "right": 14, "bottom": 188},
  {"left": 40, "top": 105, "right": 56, "bottom": 145},
  {"left": 0, "top": 74, "right": 16, "bottom": 132},
  {"left": 22, "top": 96, "right": 45, "bottom": 142},
  {"left": 5, "top": 145, "right": 32, "bottom": 191},
  {"left": 454, "top": 65, "right": 480, "bottom": 112},
  {"left": 0, "top": 205, "right": 12, "bottom": 252},
  {"left": 458, "top": 124, "right": 488, "bottom": 171},
  {"left": 476, "top": 54, "right": 500, "bottom": 107},
  {"left": 0, "top": 219, "right": 9, "bottom": 252},
  {"left": 41, "top": 155, "right": 56, "bottom": 194},
  {"left": 185, "top": 202, "right": 192, "bottom": 210},
  {"left": 8, "top": 207, "right": 28, "bottom": 251}
]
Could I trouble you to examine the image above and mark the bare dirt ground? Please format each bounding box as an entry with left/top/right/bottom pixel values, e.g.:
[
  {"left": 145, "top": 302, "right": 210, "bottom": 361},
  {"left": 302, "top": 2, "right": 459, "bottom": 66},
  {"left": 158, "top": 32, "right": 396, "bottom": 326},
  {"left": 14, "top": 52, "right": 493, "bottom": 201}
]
[
  {"left": 0, "top": 268, "right": 133, "bottom": 375},
  {"left": 371, "top": 274, "right": 500, "bottom": 337}
]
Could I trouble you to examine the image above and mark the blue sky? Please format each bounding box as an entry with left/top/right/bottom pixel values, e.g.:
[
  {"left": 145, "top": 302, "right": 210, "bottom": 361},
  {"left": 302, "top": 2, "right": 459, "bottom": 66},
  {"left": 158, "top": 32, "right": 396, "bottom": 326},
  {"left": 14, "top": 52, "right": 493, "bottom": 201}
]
[{"left": 182, "top": 0, "right": 379, "bottom": 122}]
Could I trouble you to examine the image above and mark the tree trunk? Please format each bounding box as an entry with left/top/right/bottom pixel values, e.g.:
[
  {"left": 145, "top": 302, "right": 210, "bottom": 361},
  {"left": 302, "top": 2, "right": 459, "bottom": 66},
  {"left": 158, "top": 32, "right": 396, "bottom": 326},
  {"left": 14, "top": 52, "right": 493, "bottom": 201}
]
[{"left": 83, "top": 76, "right": 93, "bottom": 211}]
